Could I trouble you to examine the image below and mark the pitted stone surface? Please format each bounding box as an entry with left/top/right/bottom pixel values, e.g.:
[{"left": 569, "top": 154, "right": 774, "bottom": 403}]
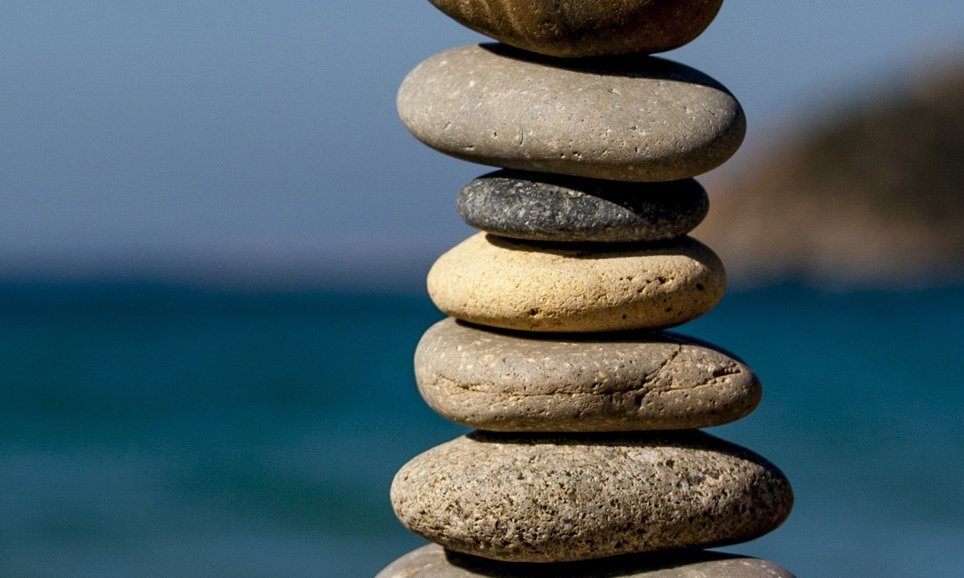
[
  {"left": 427, "top": 0, "right": 724, "bottom": 58},
  {"left": 377, "top": 544, "right": 797, "bottom": 578},
  {"left": 458, "top": 171, "right": 708, "bottom": 242},
  {"left": 397, "top": 45, "right": 745, "bottom": 182},
  {"left": 390, "top": 431, "right": 793, "bottom": 563},
  {"left": 427, "top": 233, "right": 725, "bottom": 332},
  {"left": 415, "top": 318, "right": 759, "bottom": 431}
]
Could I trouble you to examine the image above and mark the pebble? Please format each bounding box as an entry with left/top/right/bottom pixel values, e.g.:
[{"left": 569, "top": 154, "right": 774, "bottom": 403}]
[
  {"left": 458, "top": 170, "right": 708, "bottom": 242},
  {"left": 427, "top": 233, "right": 726, "bottom": 332},
  {"left": 415, "top": 318, "right": 760, "bottom": 431},
  {"left": 377, "top": 544, "right": 797, "bottom": 578},
  {"left": 427, "top": 0, "right": 724, "bottom": 58},
  {"left": 390, "top": 431, "right": 793, "bottom": 563},
  {"left": 397, "top": 44, "right": 745, "bottom": 182}
]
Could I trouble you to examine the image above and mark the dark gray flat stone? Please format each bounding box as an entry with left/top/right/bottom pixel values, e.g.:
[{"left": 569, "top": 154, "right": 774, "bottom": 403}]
[
  {"left": 457, "top": 171, "right": 709, "bottom": 242},
  {"left": 378, "top": 544, "right": 797, "bottom": 577}
]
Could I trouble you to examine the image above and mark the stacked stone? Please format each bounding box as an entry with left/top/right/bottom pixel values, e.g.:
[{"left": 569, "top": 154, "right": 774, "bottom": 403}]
[{"left": 380, "top": 2, "right": 794, "bottom": 576}]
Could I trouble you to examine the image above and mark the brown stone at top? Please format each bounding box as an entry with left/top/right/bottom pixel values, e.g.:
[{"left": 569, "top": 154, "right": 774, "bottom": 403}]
[{"left": 428, "top": 0, "right": 723, "bottom": 58}]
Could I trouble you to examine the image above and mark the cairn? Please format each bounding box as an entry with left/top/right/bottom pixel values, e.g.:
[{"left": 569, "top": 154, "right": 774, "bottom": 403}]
[{"left": 380, "top": 2, "right": 795, "bottom": 576}]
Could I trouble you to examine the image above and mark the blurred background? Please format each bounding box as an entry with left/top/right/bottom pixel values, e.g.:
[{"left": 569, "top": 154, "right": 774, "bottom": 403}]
[{"left": 0, "top": 1, "right": 962, "bottom": 576}]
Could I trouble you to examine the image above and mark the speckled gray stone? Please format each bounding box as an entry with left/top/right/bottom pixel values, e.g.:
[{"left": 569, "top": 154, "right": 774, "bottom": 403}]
[
  {"left": 457, "top": 171, "right": 709, "bottom": 242},
  {"left": 415, "top": 318, "right": 760, "bottom": 431},
  {"left": 390, "top": 431, "right": 793, "bottom": 563},
  {"left": 427, "top": 233, "right": 726, "bottom": 332},
  {"left": 377, "top": 544, "right": 797, "bottom": 578},
  {"left": 397, "top": 44, "right": 745, "bottom": 182},
  {"left": 427, "top": 0, "right": 724, "bottom": 58}
]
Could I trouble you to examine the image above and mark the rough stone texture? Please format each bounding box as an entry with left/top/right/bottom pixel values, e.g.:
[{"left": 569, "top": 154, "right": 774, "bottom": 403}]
[
  {"left": 427, "top": 0, "right": 723, "bottom": 58},
  {"left": 390, "top": 431, "right": 793, "bottom": 563},
  {"left": 377, "top": 544, "right": 796, "bottom": 578},
  {"left": 415, "top": 318, "right": 760, "bottom": 431},
  {"left": 427, "top": 233, "right": 725, "bottom": 332},
  {"left": 458, "top": 170, "right": 708, "bottom": 242},
  {"left": 397, "top": 44, "right": 745, "bottom": 182}
]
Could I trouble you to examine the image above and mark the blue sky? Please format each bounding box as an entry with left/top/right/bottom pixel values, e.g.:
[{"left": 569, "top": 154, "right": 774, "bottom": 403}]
[{"left": 1, "top": 1, "right": 962, "bottom": 288}]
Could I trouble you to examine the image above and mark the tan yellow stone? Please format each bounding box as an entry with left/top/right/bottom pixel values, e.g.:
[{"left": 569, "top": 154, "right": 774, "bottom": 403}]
[{"left": 427, "top": 233, "right": 725, "bottom": 332}]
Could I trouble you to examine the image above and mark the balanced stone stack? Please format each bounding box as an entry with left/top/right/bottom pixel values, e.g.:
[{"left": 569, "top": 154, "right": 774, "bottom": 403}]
[{"left": 380, "top": 2, "right": 795, "bottom": 576}]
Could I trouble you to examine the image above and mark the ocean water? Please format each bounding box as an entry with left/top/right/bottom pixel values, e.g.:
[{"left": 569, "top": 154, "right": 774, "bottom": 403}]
[{"left": 0, "top": 282, "right": 961, "bottom": 577}]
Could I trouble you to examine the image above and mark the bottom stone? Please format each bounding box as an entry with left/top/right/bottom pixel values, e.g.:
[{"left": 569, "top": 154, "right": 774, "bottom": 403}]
[{"left": 377, "top": 544, "right": 796, "bottom": 578}]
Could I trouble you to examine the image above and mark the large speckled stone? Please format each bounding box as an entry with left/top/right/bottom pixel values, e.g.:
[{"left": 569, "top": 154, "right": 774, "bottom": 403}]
[
  {"left": 427, "top": 233, "right": 725, "bottom": 332},
  {"left": 428, "top": 0, "right": 723, "bottom": 58},
  {"left": 377, "top": 544, "right": 796, "bottom": 578},
  {"left": 415, "top": 318, "right": 759, "bottom": 431},
  {"left": 458, "top": 170, "right": 708, "bottom": 242},
  {"left": 397, "top": 45, "right": 745, "bottom": 182},
  {"left": 390, "top": 431, "right": 793, "bottom": 562}
]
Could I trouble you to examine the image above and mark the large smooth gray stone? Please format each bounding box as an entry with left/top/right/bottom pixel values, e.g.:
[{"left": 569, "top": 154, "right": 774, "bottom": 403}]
[
  {"left": 391, "top": 431, "right": 793, "bottom": 563},
  {"left": 377, "top": 544, "right": 796, "bottom": 577},
  {"left": 397, "top": 44, "right": 745, "bottom": 182},
  {"left": 457, "top": 171, "right": 709, "bottom": 242},
  {"left": 427, "top": 0, "right": 724, "bottom": 58},
  {"left": 415, "top": 318, "right": 760, "bottom": 431}
]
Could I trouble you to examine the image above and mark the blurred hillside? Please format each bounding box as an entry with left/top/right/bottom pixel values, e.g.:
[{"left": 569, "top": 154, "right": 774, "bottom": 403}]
[{"left": 696, "top": 56, "right": 964, "bottom": 288}]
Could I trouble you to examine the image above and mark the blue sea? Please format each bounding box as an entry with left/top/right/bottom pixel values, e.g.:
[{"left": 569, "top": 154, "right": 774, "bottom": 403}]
[{"left": 0, "top": 282, "right": 961, "bottom": 577}]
